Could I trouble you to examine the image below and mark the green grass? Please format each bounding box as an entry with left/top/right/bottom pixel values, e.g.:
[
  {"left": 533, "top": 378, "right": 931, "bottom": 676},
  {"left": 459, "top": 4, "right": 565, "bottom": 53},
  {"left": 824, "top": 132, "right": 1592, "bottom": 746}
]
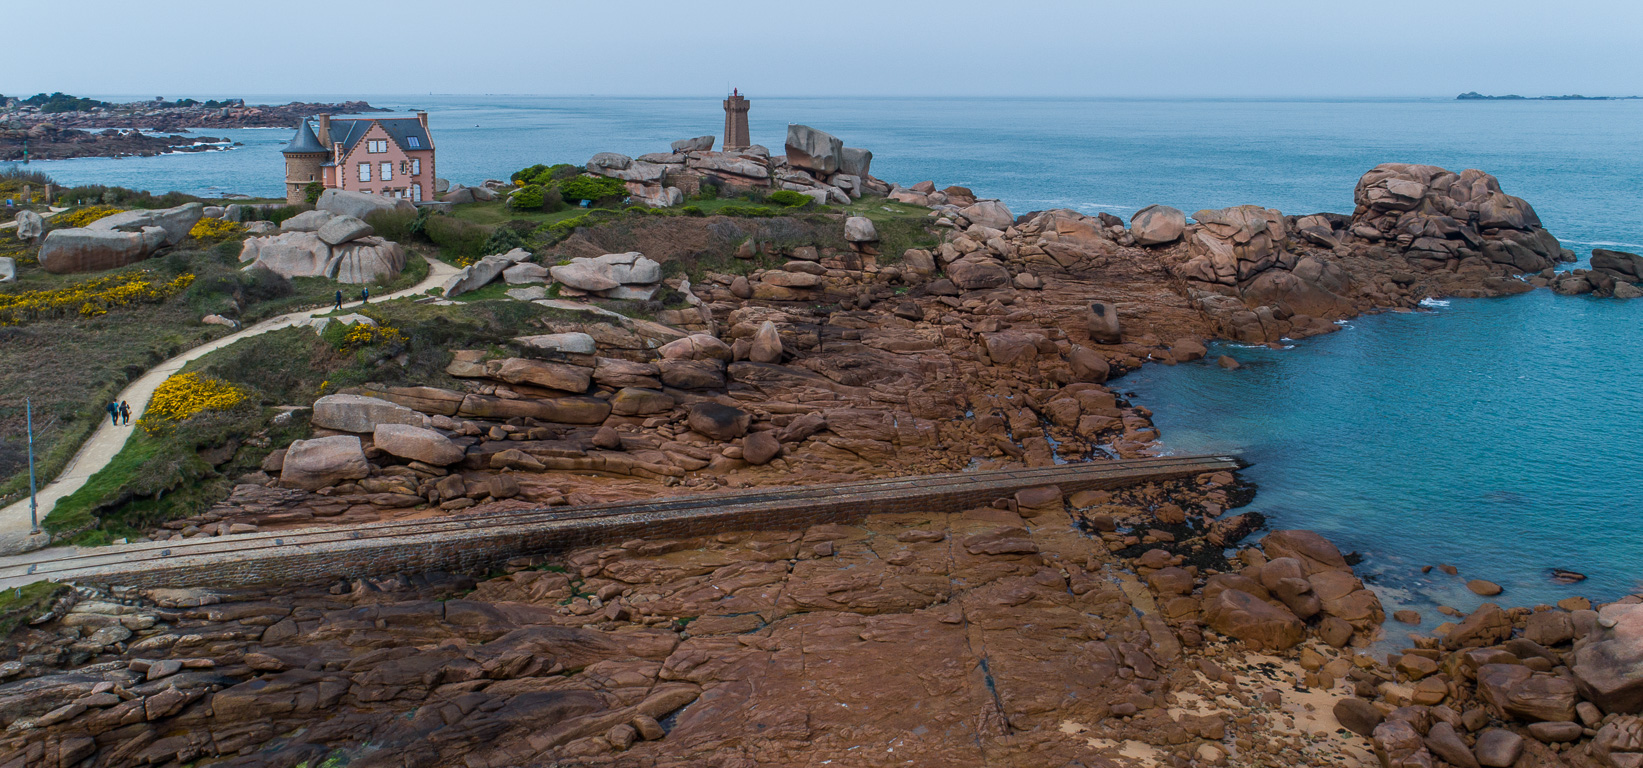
[
  {"left": 447, "top": 200, "right": 586, "bottom": 227},
  {"left": 447, "top": 281, "right": 520, "bottom": 303},
  {"left": 0, "top": 582, "right": 72, "bottom": 638}
]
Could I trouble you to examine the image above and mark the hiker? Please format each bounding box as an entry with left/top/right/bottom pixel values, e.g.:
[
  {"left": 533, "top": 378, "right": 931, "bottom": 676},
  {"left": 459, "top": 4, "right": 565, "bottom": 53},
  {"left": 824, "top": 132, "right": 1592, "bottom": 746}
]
[
  {"left": 359, "top": 286, "right": 370, "bottom": 304},
  {"left": 119, "top": 401, "right": 131, "bottom": 426},
  {"left": 334, "top": 290, "right": 343, "bottom": 311},
  {"left": 105, "top": 402, "right": 119, "bottom": 426}
]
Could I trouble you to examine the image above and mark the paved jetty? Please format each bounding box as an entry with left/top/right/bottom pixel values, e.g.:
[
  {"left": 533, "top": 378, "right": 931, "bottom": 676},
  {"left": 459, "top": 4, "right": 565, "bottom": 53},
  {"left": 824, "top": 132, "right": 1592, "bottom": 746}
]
[{"left": 0, "top": 455, "right": 1240, "bottom": 589}]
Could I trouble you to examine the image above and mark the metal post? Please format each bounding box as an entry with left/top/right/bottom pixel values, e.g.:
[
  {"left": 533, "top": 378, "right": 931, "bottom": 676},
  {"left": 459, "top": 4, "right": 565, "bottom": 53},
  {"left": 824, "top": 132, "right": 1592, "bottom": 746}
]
[{"left": 26, "top": 398, "right": 38, "bottom": 532}]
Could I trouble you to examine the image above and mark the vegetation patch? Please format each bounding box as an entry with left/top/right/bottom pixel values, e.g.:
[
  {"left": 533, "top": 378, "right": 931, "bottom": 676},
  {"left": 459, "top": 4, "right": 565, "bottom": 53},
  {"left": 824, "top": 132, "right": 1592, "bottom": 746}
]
[
  {"left": 0, "top": 582, "right": 72, "bottom": 639},
  {"left": 138, "top": 372, "right": 250, "bottom": 434},
  {"left": 50, "top": 205, "right": 122, "bottom": 228},
  {"left": 0, "top": 270, "right": 194, "bottom": 326}
]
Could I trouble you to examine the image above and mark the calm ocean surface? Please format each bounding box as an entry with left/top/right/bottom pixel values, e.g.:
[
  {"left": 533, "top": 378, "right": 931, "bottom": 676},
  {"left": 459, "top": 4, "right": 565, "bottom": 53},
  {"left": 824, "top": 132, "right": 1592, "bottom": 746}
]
[{"left": 13, "top": 95, "right": 1643, "bottom": 621}]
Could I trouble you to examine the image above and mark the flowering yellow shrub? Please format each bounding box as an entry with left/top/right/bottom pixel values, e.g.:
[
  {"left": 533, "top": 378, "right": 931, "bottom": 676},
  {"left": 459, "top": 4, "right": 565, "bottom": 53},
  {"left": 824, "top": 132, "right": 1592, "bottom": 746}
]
[
  {"left": 139, "top": 372, "right": 248, "bottom": 433},
  {"left": 340, "top": 323, "right": 406, "bottom": 350},
  {"left": 188, "top": 217, "right": 243, "bottom": 241},
  {"left": 0, "top": 271, "right": 194, "bottom": 326},
  {"left": 53, "top": 206, "right": 123, "bottom": 228}
]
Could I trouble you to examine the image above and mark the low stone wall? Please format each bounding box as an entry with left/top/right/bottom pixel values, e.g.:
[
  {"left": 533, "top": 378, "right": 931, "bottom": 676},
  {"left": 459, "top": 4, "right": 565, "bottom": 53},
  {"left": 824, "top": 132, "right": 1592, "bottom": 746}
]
[{"left": 36, "top": 457, "right": 1239, "bottom": 589}]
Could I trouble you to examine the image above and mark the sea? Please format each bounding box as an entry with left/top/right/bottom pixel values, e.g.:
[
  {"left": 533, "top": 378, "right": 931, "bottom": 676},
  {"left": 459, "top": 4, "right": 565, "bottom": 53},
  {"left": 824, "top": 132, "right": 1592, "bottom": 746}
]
[{"left": 11, "top": 95, "right": 1642, "bottom": 627}]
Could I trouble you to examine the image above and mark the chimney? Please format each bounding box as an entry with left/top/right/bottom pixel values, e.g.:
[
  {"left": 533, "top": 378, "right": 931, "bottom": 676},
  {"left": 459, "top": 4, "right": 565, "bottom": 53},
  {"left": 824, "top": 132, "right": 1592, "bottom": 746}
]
[
  {"left": 416, "top": 111, "right": 428, "bottom": 131},
  {"left": 316, "top": 114, "right": 331, "bottom": 147}
]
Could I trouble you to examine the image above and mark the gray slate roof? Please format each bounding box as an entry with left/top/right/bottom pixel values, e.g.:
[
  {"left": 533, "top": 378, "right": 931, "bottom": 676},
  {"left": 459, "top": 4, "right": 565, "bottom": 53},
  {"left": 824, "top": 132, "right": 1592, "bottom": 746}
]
[
  {"left": 328, "top": 116, "right": 432, "bottom": 156},
  {"left": 280, "top": 120, "right": 327, "bottom": 155}
]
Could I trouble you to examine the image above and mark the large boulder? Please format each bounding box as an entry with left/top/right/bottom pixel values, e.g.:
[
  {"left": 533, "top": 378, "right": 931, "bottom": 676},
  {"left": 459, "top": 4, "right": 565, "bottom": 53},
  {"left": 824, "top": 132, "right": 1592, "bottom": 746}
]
[
  {"left": 687, "top": 402, "right": 750, "bottom": 441},
  {"left": 503, "top": 262, "right": 550, "bottom": 284},
  {"left": 86, "top": 202, "right": 202, "bottom": 245},
  {"left": 0, "top": 257, "right": 13, "bottom": 284},
  {"left": 495, "top": 358, "right": 592, "bottom": 393},
  {"left": 316, "top": 215, "right": 373, "bottom": 246},
  {"left": 1350, "top": 163, "right": 1563, "bottom": 272},
  {"left": 550, "top": 261, "right": 620, "bottom": 292},
  {"left": 658, "top": 334, "right": 733, "bottom": 362},
  {"left": 278, "top": 435, "right": 370, "bottom": 490},
  {"left": 844, "top": 217, "right": 878, "bottom": 243},
  {"left": 1202, "top": 588, "right": 1305, "bottom": 650},
  {"left": 610, "top": 387, "right": 674, "bottom": 416},
  {"left": 946, "top": 257, "right": 1010, "bottom": 291},
  {"left": 279, "top": 209, "right": 335, "bottom": 232},
  {"left": 961, "top": 200, "right": 1014, "bottom": 230},
  {"left": 1261, "top": 529, "right": 1350, "bottom": 574},
  {"left": 13, "top": 210, "right": 43, "bottom": 241},
  {"left": 1129, "top": 205, "right": 1186, "bottom": 246},
  {"left": 1086, "top": 301, "right": 1122, "bottom": 343},
  {"left": 1573, "top": 604, "right": 1643, "bottom": 714},
  {"left": 785, "top": 124, "right": 843, "bottom": 175},
  {"left": 1592, "top": 249, "right": 1643, "bottom": 282},
  {"left": 671, "top": 136, "right": 714, "bottom": 153},
  {"left": 443, "top": 254, "right": 513, "bottom": 297},
  {"left": 1186, "top": 205, "right": 1285, "bottom": 286},
  {"left": 316, "top": 189, "right": 415, "bottom": 220},
  {"left": 594, "top": 252, "right": 662, "bottom": 284},
  {"left": 586, "top": 153, "right": 632, "bottom": 174},
  {"left": 372, "top": 424, "right": 464, "bottom": 466},
  {"left": 517, "top": 332, "right": 597, "bottom": 355},
  {"left": 839, "top": 147, "right": 872, "bottom": 178},
  {"left": 312, "top": 393, "right": 431, "bottom": 433},
  {"left": 329, "top": 238, "right": 406, "bottom": 284},
  {"left": 39, "top": 227, "right": 167, "bottom": 273},
  {"left": 239, "top": 232, "right": 331, "bottom": 279}
]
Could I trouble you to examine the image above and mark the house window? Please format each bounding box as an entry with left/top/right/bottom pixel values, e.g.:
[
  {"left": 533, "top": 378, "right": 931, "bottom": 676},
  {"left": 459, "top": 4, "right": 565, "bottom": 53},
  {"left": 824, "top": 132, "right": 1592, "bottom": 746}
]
[
  {"left": 411, "top": 159, "right": 421, "bottom": 176},
  {"left": 358, "top": 162, "right": 371, "bottom": 182},
  {"left": 367, "top": 140, "right": 387, "bottom": 154},
  {"left": 412, "top": 184, "right": 422, "bottom": 202},
  {"left": 381, "top": 162, "right": 393, "bottom": 181},
  {"left": 406, "top": 136, "right": 420, "bottom": 149}
]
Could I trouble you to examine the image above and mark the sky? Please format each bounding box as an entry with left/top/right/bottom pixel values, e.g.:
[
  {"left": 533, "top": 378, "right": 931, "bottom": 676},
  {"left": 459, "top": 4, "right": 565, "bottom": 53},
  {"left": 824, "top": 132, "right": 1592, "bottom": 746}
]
[{"left": 5, "top": 0, "right": 1641, "bottom": 100}]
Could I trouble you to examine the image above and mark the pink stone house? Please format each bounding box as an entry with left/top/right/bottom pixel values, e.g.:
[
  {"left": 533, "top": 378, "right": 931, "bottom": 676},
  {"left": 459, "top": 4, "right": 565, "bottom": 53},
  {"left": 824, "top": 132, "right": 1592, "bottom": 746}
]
[{"left": 282, "top": 112, "right": 436, "bottom": 205}]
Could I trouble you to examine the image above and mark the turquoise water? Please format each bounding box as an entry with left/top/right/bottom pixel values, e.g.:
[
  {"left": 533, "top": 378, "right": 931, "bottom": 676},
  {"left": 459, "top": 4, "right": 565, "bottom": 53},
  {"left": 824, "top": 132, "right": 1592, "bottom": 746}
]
[{"left": 11, "top": 96, "right": 1642, "bottom": 616}]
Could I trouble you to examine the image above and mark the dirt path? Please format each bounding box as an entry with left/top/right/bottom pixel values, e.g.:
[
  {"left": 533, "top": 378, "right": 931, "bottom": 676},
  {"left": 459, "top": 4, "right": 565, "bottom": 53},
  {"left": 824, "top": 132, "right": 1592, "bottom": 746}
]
[
  {"left": 0, "top": 207, "right": 68, "bottom": 231},
  {"left": 0, "top": 255, "right": 459, "bottom": 552}
]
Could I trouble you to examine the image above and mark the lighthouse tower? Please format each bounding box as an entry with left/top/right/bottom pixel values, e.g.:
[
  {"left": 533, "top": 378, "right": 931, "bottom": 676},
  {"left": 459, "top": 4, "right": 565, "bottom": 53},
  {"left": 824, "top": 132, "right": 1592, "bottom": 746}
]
[{"left": 723, "top": 89, "right": 751, "bottom": 152}]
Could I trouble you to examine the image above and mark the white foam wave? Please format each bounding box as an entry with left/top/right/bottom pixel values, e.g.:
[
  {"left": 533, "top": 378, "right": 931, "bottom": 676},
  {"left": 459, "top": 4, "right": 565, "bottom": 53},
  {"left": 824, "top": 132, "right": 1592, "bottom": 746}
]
[{"left": 1418, "top": 297, "right": 1451, "bottom": 308}]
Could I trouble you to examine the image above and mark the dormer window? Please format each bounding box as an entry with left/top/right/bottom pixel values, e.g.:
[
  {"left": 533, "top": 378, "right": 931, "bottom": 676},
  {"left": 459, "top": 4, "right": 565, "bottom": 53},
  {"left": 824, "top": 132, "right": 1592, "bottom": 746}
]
[{"left": 406, "top": 136, "right": 420, "bottom": 149}]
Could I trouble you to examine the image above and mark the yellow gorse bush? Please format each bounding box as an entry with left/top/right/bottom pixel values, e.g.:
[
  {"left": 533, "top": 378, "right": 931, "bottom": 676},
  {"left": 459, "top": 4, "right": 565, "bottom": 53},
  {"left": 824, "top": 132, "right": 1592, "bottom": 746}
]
[
  {"left": 188, "top": 217, "right": 243, "bottom": 241},
  {"left": 0, "top": 271, "right": 194, "bottom": 326},
  {"left": 340, "top": 322, "right": 406, "bottom": 350},
  {"left": 53, "top": 205, "right": 123, "bottom": 228},
  {"left": 138, "top": 372, "right": 248, "bottom": 433}
]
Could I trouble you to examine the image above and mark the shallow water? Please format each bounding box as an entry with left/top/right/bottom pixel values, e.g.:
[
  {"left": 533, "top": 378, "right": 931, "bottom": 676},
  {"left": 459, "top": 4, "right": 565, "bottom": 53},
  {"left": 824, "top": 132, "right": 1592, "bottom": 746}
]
[
  {"left": 11, "top": 95, "right": 1643, "bottom": 619},
  {"left": 1122, "top": 293, "right": 1643, "bottom": 621}
]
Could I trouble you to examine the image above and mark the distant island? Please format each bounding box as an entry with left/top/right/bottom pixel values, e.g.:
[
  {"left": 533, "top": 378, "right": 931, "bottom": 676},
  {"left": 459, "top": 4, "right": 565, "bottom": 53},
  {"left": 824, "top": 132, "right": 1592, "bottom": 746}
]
[
  {"left": 0, "top": 93, "right": 387, "bottom": 161},
  {"left": 1457, "top": 91, "right": 1640, "bottom": 100}
]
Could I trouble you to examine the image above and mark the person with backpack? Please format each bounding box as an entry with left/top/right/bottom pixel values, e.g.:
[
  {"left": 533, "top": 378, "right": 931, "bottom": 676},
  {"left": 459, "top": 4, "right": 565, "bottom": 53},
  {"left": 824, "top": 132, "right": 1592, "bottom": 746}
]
[
  {"left": 105, "top": 402, "right": 119, "bottom": 426},
  {"left": 334, "top": 289, "right": 344, "bottom": 311},
  {"left": 119, "top": 401, "right": 131, "bottom": 426}
]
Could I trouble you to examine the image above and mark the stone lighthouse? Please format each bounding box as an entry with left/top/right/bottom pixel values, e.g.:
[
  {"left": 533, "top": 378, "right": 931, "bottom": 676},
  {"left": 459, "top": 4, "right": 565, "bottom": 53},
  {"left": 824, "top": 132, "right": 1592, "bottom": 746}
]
[{"left": 723, "top": 89, "right": 750, "bottom": 152}]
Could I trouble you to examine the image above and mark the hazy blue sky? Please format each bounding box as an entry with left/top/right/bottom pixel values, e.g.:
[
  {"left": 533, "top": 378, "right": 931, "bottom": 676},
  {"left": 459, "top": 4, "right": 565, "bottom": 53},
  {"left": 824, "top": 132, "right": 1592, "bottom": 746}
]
[{"left": 7, "top": 0, "right": 1640, "bottom": 99}]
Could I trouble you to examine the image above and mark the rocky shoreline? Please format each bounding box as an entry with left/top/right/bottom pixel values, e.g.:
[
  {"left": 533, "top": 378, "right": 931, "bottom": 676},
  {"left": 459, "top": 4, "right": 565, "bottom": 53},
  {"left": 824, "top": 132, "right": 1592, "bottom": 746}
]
[
  {"left": 0, "top": 98, "right": 384, "bottom": 161},
  {"left": 2, "top": 136, "right": 1640, "bottom": 765},
  {"left": 0, "top": 126, "right": 230, "bottom": 161}
]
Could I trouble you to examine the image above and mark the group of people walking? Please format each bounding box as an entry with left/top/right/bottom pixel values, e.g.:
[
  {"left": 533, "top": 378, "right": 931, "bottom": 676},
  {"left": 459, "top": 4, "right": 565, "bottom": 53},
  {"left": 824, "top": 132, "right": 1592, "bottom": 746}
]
[
  {"left": 333, "top": 287, "right": 370, "bottom": 311},
  {"left": 105, "top": 401, "right": 131, "bottom": 426}
]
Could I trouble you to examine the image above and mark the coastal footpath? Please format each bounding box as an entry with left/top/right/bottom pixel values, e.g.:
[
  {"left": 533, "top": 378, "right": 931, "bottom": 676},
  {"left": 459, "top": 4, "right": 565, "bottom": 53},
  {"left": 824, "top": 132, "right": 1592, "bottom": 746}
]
[{"left": 0, "top": 127, "right": 1639, "bottom": 765}]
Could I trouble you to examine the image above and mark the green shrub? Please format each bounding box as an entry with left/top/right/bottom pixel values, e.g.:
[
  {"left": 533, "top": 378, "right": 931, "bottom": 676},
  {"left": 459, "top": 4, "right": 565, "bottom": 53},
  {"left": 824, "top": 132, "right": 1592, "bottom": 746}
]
[
  {"left": 769, "top": 190, "right": 813, "bottom": 208},
  {"left": 559, "top": 176, "right": 628, "bottom": 205},
  {"left": 508, "top": 184, "right": 545, "bottom": 211},
  {"left": 424, "top": 214, "right": 490, "bottom": 263},
  {"left": 364, "top": 208, "right": 421, "bottom": 243},
  {"left": 303, "top": 181, "right": 323, "bottom": 204},
  {"left": 541, "top": 185, "right": 567, "bottom": 212},
  {"left": 510, "top": 164, "right": 549, "bottom": 185},
  {"left": 693, "top": 177, "right": 722, "bottom": 200},
  {"left": 483, "top": 225, "right": 525, "bottom": 256}
]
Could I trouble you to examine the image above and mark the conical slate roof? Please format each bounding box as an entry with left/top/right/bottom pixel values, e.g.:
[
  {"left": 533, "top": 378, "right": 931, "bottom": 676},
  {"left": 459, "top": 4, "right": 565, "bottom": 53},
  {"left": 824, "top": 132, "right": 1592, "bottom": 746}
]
[{"left": 281, "top": 120, "right": 327, "bottom": 155}]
